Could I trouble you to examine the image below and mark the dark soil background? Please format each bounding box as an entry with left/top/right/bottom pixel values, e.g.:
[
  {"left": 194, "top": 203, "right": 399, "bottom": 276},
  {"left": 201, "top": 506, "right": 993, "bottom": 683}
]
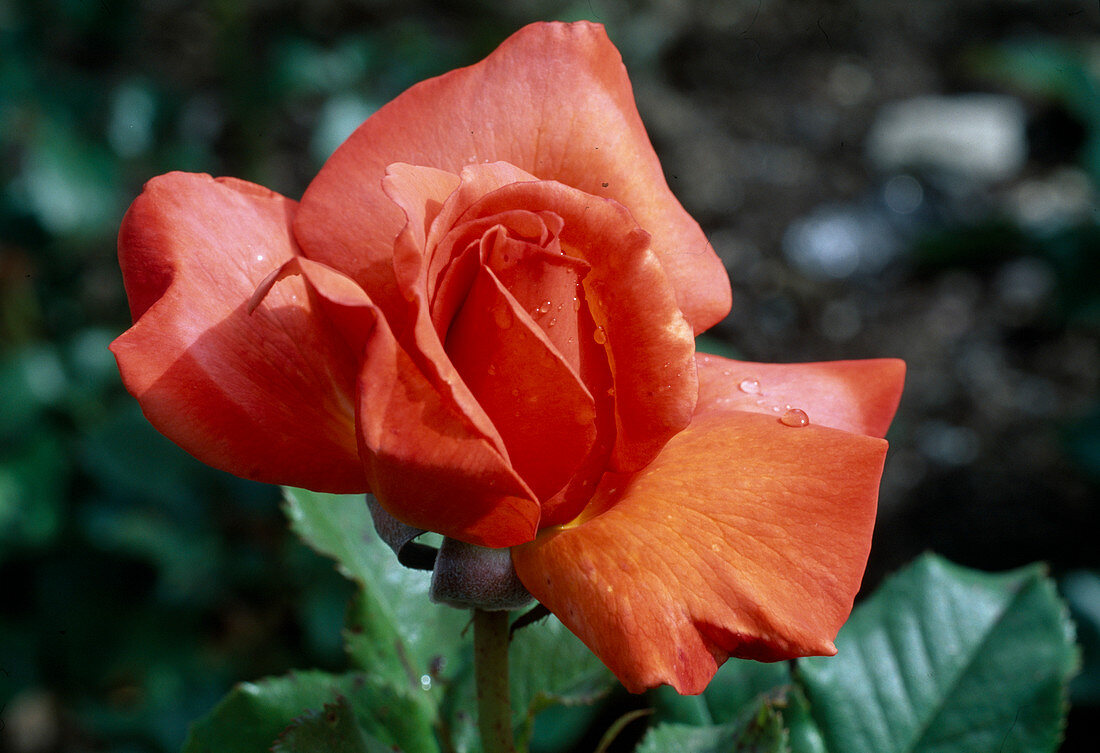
[{"left": 1, "top": 1, "right": 1098, "bottom": 751}]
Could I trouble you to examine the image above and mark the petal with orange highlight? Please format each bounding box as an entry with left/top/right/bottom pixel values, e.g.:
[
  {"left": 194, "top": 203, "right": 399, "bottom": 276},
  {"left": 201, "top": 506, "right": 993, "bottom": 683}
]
[
  {"left": 696, "top": 354, "right": 905, "bottom": 438},
  {"left": 513, "top": 409, "right": 887, "bottom": 693},
  {"left": 294, "top": 21, "right": 730, "bottom": 333},
  {"left": 109, "top": 172, "right": 366, "bottom": 493}
]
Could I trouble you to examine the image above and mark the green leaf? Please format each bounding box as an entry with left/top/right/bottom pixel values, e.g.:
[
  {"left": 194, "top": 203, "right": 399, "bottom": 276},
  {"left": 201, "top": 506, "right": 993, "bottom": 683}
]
[
  {"left": 783, "top": 687, "right": 827, "bottom": 753},
  {"left": 183, "top": 671, "right": 355, "bottom": 753},
  {"left": 651, "top": 684, "right": 713, "bottom": 725},
  {"left": 703, "top": 657, "right": 791, "bottom": 723},
  {"left": 182, "top": 670, "right": 438, "bottom": 753},
  {"left": 511, "top": 614, "right": 616, "bottom": 750},
  {"left": 798, "top": 554, "right": 1078, "bottom": 753},
  {"left": 636, "top": 695, "right": 790, "bottom": 753},
  {"left": 272, "top": 696, "right": 390, "bottom": 753},
  {"left": 282, "top": 488, "right": 467, "bottom": 690},
  {"left": 511, "top": 612, "right": 615, "bottom": 712},
  {"left": 1061, "top": 570, "right": 1100, "bottom": 705}
]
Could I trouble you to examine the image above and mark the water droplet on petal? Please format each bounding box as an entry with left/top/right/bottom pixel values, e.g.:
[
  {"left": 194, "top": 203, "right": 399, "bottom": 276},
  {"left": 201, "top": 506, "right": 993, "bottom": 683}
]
[
  {"left": 487, "top": 364, "right": 497, "bottom": 376},
  {"left": 538, "top": 300, "right": 552, "bottom": 314},
  {"left": 739, "top": 378, "right": 761, "bottom": 394},
  {"left": 255, "top": 254, "right": 265, "bottom": 262},
  {"left": 572, "top": 297, "right": 581, "bottom": 312},
  {"left": 547, "top": 317, "right": 557, "bottom": 327},
  {"left": 593, "top": 326, "right": 607, "bottom": 345},
  {"left": 780, "top": 408, "right": 810, "bottom": 427}
]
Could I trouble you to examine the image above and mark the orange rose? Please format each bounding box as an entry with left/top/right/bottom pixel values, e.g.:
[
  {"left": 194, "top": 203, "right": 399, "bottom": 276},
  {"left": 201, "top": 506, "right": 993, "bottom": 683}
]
[{"left": 111, "top": 22, "right": 903, "bottom": 693}]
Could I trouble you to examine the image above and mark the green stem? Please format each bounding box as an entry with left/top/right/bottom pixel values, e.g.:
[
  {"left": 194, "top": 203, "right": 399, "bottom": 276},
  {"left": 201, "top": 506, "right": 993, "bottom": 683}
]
[{"left": 474, "top": 609, "right": 516, "bottom": 753}]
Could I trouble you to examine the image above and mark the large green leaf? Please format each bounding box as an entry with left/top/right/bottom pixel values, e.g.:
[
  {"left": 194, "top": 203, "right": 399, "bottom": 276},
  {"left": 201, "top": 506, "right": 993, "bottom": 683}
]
[
  {"left": 798, "top": 554, "right": 1077, "bottom": 753},
  {"left": 182, "top": 670, "right": 437, "bottom": 753},
  {"left": 282, "top": 488, "right": 467, "bottom": 690}
]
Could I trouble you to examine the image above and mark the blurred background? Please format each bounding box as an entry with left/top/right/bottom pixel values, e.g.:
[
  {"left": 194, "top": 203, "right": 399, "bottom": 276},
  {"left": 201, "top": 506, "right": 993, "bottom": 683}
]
[{"left": 1, "top": 0, "right": 1098, "bottom": 750}]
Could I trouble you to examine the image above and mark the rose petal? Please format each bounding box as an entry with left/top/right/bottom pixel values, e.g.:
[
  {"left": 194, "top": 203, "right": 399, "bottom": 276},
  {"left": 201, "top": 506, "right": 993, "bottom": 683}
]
[
  {"left": 294, "top": 21, "right": 730, "bottom": 334},
  {"left": 513, "top": 409, "right": 887, "bottom": 693},
  {"left": 381, "top": 164, "right": 512, "bottom": 459},
  {"left": 696, "top": 354, "right": 906, "bottom": 438},
  {"left": 281, "top": 257, "right": 542, "bottom": 548},
  {"left": 109, "top": 172, "right": 366, "bottom": 492},
  {"left": 445, "top": 261, "right": 597, "bottom": 501},
  {"left": 431, "top": 213, "right": 590, "bottom": 372},
  {"left": 382, "top": 163, "right": 463, "bottom": 301},
  {"left": 466, "top": 179, "right": 697, "bottom": 472}
]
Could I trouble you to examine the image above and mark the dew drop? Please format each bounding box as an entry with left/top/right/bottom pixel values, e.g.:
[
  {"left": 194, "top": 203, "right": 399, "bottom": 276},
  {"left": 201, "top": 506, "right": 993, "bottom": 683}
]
[
  {"left": 738, "top": 378, "right": 761, "bottom": 394},
  {"left": 420, "top": 674, "right": 432, "bottom": 691},
  {"left": 487, "top": 364, "right": 497, "bottom": 376},
  {"left": 780, "top": 408, "right": 810, "bottom": 427},
  {"left": 547, "top": 317, "right": 557, "bottom": 327},
  {"left": 593, "top": 326, "right": 607, "bottom": 345},
  {"left": 572, "top": 296, "right": 581, "bottom": 312},
  {"left": 538, "top": 300, "right": 552, "bottom": 314},
  {"left": 255, "top": 254, "right": 265, "bottom": 262}
]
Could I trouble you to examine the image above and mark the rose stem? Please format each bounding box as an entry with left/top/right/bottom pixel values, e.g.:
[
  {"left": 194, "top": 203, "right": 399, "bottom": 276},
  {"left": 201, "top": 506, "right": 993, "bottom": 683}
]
[{"left": 474, "top": 608, "right": 516, "bottom": 753}]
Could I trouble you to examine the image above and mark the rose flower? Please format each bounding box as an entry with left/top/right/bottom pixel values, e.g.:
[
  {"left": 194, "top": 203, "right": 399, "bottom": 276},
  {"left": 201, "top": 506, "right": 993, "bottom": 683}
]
[{"left": 111, "top": 21, "right": 904, "bottom": 693}]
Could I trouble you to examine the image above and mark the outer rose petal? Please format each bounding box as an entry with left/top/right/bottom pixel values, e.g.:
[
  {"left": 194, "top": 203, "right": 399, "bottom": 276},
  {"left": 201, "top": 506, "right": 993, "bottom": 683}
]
[
  {"left": 294, "top": 21, "right": 730, "bottom": 333},
  {"left": 512, "top": 410, "right": 887, "bottom": 694},
  {"left": 696, "top": 354, "right": 905, "bottom": 438},
  {"left": 109, "top": 172, "right": 365, "bottom": 492},
  {"left": 283, "top": 257, "right": 541, "bottom": 548}
]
